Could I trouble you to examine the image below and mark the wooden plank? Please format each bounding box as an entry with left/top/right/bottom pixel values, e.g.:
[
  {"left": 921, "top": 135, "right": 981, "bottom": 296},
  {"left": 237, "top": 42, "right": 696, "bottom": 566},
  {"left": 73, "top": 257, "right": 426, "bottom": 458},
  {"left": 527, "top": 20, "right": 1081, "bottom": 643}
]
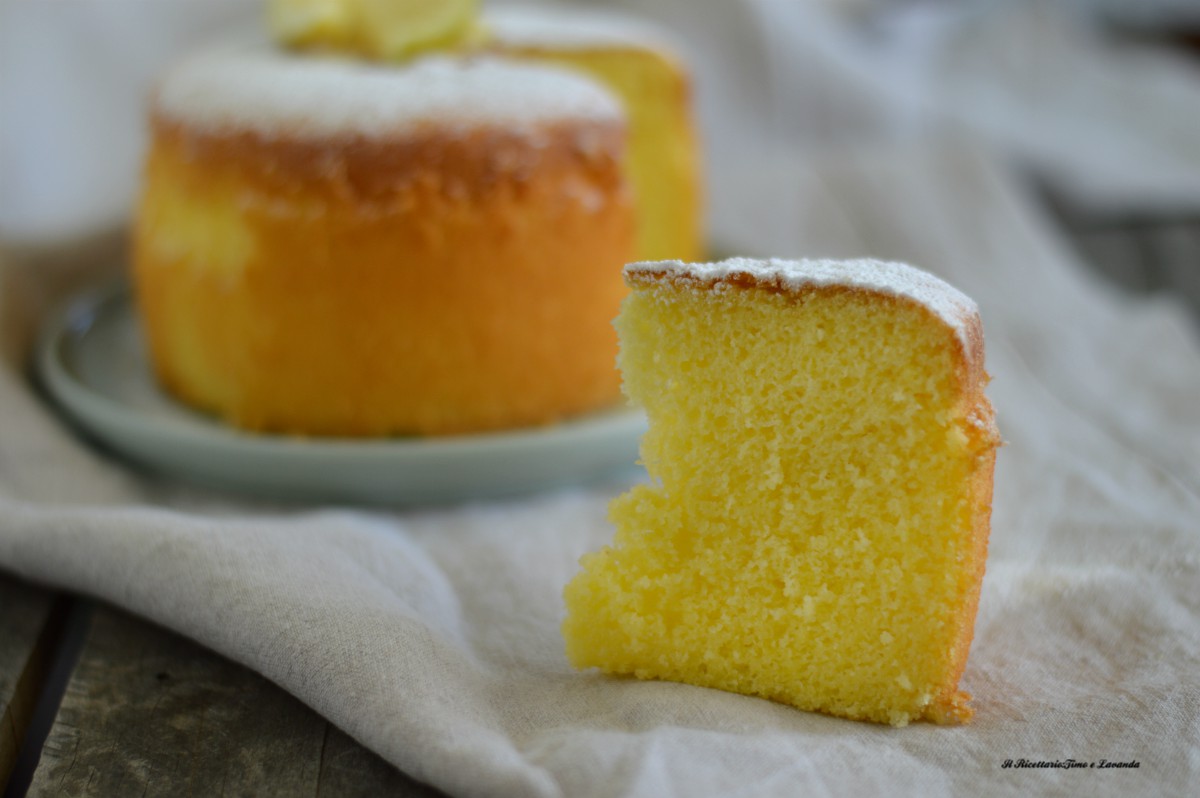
[
  {"left": 0, "top": 575, "right": 58, "bottom": 790},
  {"left": 26, "top": 604, "right": 443, "bottom": 797}
]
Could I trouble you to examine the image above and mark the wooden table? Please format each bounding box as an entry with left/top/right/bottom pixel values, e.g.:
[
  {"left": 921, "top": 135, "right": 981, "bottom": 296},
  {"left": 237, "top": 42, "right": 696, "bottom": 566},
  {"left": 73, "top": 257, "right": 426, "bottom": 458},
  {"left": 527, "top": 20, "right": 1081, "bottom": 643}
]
[{"left": 0, "top": 574, "right": 446, "bottom": 797}]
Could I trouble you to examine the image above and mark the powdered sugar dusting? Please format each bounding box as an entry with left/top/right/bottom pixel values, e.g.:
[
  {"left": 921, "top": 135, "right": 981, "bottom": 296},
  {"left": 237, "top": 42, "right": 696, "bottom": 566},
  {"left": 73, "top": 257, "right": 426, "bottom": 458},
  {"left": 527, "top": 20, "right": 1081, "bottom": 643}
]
[
  {"left": 155, "top": 43, "right": 623, "bottom": 138},
  {"left": 627, "top": 257, "right": 979, "bottom": 345},
  {"left": 486, "top": 6, "right": 684, "bottom": 57}
]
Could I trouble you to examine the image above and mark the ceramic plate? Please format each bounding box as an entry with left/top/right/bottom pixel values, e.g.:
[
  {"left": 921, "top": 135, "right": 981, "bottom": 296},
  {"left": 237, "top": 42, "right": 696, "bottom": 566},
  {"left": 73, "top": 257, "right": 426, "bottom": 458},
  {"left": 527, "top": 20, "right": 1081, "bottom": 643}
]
[{"left": 36, "top": 284, "right": 646, "bottom": 505}]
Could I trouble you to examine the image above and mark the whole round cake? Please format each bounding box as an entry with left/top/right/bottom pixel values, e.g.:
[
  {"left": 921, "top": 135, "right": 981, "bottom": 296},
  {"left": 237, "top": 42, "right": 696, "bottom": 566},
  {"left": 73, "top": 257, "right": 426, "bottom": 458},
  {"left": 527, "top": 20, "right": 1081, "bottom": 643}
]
[{"left": 133, "top": 44, "right": 635, "bottom": 436}]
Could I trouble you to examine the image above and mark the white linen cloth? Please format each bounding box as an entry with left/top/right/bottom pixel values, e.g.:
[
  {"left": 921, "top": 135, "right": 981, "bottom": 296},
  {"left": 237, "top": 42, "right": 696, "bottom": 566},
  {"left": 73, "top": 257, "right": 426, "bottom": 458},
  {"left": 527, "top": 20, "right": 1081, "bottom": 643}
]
[
  {"left": 2, "top": 1, "right": 1200, "bottom": 796},
  {"left": 3, "top": 144, "right": 1198, "bottom": 797}
]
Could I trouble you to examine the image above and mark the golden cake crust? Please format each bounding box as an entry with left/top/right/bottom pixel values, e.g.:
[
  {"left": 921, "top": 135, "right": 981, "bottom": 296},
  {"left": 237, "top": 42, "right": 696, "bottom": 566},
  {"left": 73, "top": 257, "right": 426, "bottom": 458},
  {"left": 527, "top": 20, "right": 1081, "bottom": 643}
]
[{"left": 134, "top": 87, "right": 636, "bottom": 435}]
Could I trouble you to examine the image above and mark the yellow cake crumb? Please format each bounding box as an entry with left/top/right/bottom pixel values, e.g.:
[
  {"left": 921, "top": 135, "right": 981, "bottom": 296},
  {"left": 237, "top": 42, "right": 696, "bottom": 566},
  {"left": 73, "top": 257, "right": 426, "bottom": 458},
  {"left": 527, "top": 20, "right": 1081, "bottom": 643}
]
[{"left": 563, "top": 258, "right": 999, "bottom": 726}]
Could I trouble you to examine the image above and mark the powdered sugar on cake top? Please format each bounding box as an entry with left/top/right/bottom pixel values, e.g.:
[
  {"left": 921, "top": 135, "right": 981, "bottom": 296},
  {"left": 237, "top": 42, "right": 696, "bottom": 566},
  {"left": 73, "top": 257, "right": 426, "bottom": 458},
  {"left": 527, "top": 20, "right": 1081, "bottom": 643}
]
[
  {"left": 154, "top": 43, "right": 623, "bottom": 138},
  {"left": 627, "top": 257, "right": 979, "bottom": 345}
]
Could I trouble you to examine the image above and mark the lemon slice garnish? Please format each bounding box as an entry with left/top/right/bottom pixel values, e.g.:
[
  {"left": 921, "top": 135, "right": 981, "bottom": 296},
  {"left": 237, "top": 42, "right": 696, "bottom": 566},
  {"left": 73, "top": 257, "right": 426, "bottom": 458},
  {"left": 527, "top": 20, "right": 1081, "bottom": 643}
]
[
  {"left": 268, "top": 0, "right": 355, "bottom": 49},
  {"left": 267, "top": 0, "right": 480, "bottom": 61}
]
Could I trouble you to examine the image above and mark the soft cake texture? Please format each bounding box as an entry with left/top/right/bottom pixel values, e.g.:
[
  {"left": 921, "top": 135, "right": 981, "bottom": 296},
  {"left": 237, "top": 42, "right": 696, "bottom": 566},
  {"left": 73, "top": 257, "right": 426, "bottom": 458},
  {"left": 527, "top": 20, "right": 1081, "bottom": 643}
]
[
  {"left": 487, "top": 7, "right": 704, "bottom": 262},
  {"left": 563, "top": 258, "right": 999, "bottom": 726},
  {"left": 135, "top": 47, "right": 634, "bottom": 436}
]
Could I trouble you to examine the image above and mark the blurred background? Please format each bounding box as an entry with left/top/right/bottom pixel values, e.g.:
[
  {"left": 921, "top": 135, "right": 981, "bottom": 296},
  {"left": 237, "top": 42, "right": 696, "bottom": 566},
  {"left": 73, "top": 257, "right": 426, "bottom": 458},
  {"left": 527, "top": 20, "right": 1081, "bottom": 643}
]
[{"left": 3, "top": 0, "right": 1200, "bottom": 325}]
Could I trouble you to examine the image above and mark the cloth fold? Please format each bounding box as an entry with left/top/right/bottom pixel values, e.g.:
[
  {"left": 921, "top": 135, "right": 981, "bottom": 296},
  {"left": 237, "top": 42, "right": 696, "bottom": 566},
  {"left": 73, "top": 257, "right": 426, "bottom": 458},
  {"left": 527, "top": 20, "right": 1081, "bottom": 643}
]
[{"left": 2, "top": 143, "right": 1198, "bottom": 797}]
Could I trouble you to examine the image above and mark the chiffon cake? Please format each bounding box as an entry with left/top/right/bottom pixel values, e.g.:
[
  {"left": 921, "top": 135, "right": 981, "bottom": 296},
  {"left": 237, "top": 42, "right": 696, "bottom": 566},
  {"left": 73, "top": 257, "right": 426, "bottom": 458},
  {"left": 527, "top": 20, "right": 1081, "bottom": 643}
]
[{"left": 133, "top": 45, "right": 635, "bottom": 436}]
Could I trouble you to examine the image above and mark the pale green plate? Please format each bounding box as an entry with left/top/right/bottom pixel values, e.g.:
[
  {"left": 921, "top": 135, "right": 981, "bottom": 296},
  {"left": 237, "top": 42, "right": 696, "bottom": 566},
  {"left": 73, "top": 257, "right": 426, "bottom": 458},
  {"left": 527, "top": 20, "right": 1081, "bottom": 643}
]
[{"left": 36, "top": 284, "right": 646, "bottom": 505}]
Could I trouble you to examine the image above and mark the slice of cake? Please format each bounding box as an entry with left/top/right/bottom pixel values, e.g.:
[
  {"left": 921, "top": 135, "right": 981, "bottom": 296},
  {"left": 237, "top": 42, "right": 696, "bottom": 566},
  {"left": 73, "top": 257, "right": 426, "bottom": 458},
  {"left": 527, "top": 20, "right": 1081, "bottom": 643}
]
[
  {"left": 486, "top": 6, "right": 704, "bottom": 262},
  {"left": 562, "top": 257, "right": 1000, "bottom": 726}
]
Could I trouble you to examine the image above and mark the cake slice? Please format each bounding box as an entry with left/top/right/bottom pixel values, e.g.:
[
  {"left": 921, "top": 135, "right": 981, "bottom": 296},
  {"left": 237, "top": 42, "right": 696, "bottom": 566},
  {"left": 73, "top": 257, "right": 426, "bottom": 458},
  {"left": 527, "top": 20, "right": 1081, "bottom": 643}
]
[{"left": 562, "top": 257, "right": 999, "bottom": 726}]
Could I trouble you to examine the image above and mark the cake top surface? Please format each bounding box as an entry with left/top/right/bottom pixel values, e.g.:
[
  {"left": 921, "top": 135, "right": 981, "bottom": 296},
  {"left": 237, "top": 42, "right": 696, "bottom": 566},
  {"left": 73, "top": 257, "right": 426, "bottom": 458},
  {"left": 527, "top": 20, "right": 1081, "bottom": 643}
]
[
  {"left": 154, "top": 42, "right": 624, "bottom": 137},
  {"left": 627, "top": 257, "right": 979, "bottom": 343},
  {"left": 485, "top": 6, "right": 683, "bottom": 56}
]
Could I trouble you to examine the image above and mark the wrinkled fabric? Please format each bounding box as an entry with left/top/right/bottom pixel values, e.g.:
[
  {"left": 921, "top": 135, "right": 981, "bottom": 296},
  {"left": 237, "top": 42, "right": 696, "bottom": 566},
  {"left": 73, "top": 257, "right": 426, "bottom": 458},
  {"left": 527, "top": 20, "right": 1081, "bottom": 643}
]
[
  {"left": 2, "top": 1, "right": 1200, "bottom": 794},
  {"left": 2, "top": 144, "right": 1196, "bottom": 798}
]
